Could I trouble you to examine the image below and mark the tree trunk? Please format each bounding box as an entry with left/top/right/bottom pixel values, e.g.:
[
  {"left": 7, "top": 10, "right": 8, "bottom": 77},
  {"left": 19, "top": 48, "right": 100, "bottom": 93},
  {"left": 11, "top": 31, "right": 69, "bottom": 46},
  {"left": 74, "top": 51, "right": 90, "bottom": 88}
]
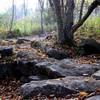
[
  {"left": 9, "top": 0, "right": 14, "bottom": 32},
  {"left": 52, "top": 0, "right": 64, "bottom": 44},
  {"left": 62, "top": 0, "right": 75, "bottom": 46},
  {"left": 40, "top": 10, "right": 44, "bottom": 34},
  {"left": 79, "top": 0, "right": 85, "bottom": 21},
  {"left": 38, "top": 0, "right": 44, "bottom": 34},
  {"left": 23, "top": 0, "right": 27, "bottom": 34}
]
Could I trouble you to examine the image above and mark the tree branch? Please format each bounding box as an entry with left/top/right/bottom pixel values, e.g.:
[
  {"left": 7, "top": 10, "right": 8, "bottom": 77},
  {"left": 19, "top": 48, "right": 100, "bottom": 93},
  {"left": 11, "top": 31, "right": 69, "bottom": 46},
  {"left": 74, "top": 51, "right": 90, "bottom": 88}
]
[
  {"left": 72, "top": 0, "right": 100, "bottom": 33},
  {"left": 48, "top": 0, "right": 54, "bottom": 11}
]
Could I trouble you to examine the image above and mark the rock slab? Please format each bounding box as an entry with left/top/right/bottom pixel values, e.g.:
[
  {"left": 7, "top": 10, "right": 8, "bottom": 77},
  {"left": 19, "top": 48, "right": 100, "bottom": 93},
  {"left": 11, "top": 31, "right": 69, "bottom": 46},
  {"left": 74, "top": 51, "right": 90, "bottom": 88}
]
[
  {"left": 20, "top": 77, "right": 100, "bottom": 98},
  {"left": 79, "top": 39, "right": 100, "bottom": 55}
]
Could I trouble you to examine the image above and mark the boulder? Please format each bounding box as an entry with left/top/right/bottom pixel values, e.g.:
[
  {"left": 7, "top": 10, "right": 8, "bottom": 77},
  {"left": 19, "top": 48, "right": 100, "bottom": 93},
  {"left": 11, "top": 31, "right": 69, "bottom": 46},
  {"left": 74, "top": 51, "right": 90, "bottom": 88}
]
[
  {"left": 35, "top": 62, "right": 65, "bottom": 78},
  {"left": 16, "top": 38, "right": 30, "bottom": 44},
  {"left": 31, "top": 40, "right": 47, "bottom": 52},
  {"left": 79, "top": 39, "right": 100, "bottom": 55},
  {"left": 35, "top": 60, "right": 99, "bottom": 77},
  {"left": 0, "top": 46, "right": 13, "bottom": 58},
  {"left": 0, "top": 63, "right": 11, "bottom": 79},
  {"left": 20, "top": 76, "right": 100, "bottom": 98},
  {"left": 20, "top": 76, "right": 41, "bottom": 83},
  {"left": 14, "top": 60, "right": 37, "bottom": 77},
  {"left": 58, "top": 59, "right": 99, "bottom": 76},
  {"left": 46, "top": 49, "right": 69, "bottom": 60},
  {"left": 61, "top": 64, "right": 98, "bottom": 76},
  {"left": 17, "top": 51, "right": 34, "bottom": 59},
  {"left": 92, "top": 70, "right": 100, "bottom": 80},
  {"left": 1, "top": 60, "right": 38, "bottom": 79}
]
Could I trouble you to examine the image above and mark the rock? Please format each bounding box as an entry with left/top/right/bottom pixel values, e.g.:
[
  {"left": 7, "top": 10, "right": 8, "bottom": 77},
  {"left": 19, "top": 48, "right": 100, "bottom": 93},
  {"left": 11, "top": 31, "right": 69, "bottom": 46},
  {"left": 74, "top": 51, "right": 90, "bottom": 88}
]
[
  {"left": 59, "top": 59, "right": 77, "bottom": 68},
  {"left": 20, "top": 77, "right": 77, "bottom": 98},
  {"left": 58, "top": 59, "right": 98, "bottom": 76},
  {"left": 0, "top": 62, "right": 16, "bottom": 79},
  {"left": 6, "top": 39, "right": 17, "bottom": 45},
  {"left": 20, "top": 76, "right": 100, "bottom": 98},
  {"left": 85, "top": 95, "right": 100, "bottom": 100},
  {"left": 0, "top": 63, "right": 10, "bottom": 79},
  {"left": 46, "top": 49, "right": 69, "bottom": 60},
  {"left": 35, "top": 60, "right": 99, "bottom": 77},
  {"left": 0, "top": 46, "right": 13, "bottom": 58},
  {"left": 31, "top": 40, "right": 47, "bottom": 52},
  {"left": 92, "top": 70, "right": 100, "bottom": 80},
  {"left": 17, "top": 51, "right": 34, "bottom": 59},
  {"left": 60, "top": 59, "right": 75, "bottom": 65},
  {"left": 28, "top": 76, "right": 41, "bottom": 81},
  {"left": 7, "top": 31, "right": 15, "bottom": 39},
  {"left": 20, "top": 76, "right": 41, "bottom": 83},
  {"left": 14, "top": 60, "right": 37, "bottom": 77},
  {"left": 35, "top": 62, "right": 65, "bottom": 78},
  {"left": 79, "top": 39, "right": 100, "bottom": 55},
  {"left": 31, "top": 40, "right": 42, "bottom": 48},
  {"left": 0, "top": 60, "right": 39, "bottom": 80},
  {"left": 64, "top": 64, "right": 98, "bottom": 76},
  {"left": 16, "top": 38, "right": 30, "bottom": 44},
  {"left": 20, "top": 76, "right": 31, "bottom": 83}
]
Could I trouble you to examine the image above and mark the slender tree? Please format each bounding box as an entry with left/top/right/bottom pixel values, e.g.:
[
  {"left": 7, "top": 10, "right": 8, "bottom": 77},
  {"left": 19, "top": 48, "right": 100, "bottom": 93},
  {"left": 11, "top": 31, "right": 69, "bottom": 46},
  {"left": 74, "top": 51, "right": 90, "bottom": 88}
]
[
  {"left": 38, "top": 0, "right": 45, "bottom": 34},
  {"left": 79, "top": 0, "right": 85, "bottom": 21},
  {"left": 23, "top": 0, "right": 27, "bottom": 33},
  {"left": 9, "top": 0, "right": 15, "bottom": 32}
]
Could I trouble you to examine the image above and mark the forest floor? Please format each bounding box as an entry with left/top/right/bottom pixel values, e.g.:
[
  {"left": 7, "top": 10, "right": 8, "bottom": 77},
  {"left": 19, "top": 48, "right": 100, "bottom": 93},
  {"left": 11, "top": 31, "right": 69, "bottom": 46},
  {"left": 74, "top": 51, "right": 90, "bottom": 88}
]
[{"left": 0, "top": 34, "right": 100, "bottom": 100}]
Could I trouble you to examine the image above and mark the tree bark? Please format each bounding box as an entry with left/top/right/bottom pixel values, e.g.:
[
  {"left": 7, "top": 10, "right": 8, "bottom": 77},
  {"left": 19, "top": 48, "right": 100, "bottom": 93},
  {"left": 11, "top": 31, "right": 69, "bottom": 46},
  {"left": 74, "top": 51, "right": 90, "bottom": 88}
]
[
  {"left": 52, "top": 0, "right": 64, "bottom": 44},
  {"left": 23, "top": 0, "right": 27, "bottom": 34},
  {"left": 40, "top": 10, "right": 44, "bottom": 34},
  {"left": 63, "top": 0, "right": 75, "bottom": 45},
  {"left": 9, "top": 0, "right": 14, "bottom": 32},
  {"left": 38, "top": 0, "right": 44, "bottom": 34},
  {"left": 79, "top": 0, "right": 85, "bottom": 21}
]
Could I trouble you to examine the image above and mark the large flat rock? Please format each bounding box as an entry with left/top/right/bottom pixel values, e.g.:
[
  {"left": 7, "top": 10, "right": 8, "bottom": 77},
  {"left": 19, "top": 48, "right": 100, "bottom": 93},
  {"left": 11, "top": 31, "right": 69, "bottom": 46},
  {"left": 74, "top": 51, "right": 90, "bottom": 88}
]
[
  {"left": 20, "top": 76, "right": 100, "bottom": 98},
  {"left": 35, "top": 59, "right": 99, "bottom": 78}
]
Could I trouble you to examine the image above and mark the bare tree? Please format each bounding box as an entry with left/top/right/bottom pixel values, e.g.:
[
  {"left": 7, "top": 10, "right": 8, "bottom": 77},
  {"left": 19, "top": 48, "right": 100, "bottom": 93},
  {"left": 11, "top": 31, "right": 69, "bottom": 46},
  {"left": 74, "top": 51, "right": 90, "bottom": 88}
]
[
  {"left": 23, "top": 0, "right": 27, "bottom": 17},
  {"left": 38, "top": 0, "right": 45, "bottom": 34},
  {"left": 23, "top": 0, "right": 27, "bottom": 33},
  {"left": 49, "top": 0, "right": 100, "bottom": 46},
  {"left": 79, "top": 0, "right": 85, "bottom": 21},
  {"left": 9, "top": 0, "right": 15, "bottom": 32}
]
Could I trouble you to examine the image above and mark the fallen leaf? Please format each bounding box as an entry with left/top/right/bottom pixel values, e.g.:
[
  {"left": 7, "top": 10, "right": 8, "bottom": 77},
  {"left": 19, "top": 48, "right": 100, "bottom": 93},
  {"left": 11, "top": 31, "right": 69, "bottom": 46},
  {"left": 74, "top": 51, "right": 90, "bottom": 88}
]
[{"left": 79, "top": 92, "right": 88, "bottom": 97}]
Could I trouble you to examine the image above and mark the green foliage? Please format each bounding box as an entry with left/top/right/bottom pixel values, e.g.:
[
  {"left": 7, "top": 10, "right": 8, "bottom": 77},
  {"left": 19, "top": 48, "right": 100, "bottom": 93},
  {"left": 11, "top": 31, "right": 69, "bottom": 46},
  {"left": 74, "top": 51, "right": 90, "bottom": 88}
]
[
  {"left": 75, "top": 16, "right": 100, "bottom": 39},
  {"left": 0, "top": 8, "right": 99, "bottom": 40}
]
